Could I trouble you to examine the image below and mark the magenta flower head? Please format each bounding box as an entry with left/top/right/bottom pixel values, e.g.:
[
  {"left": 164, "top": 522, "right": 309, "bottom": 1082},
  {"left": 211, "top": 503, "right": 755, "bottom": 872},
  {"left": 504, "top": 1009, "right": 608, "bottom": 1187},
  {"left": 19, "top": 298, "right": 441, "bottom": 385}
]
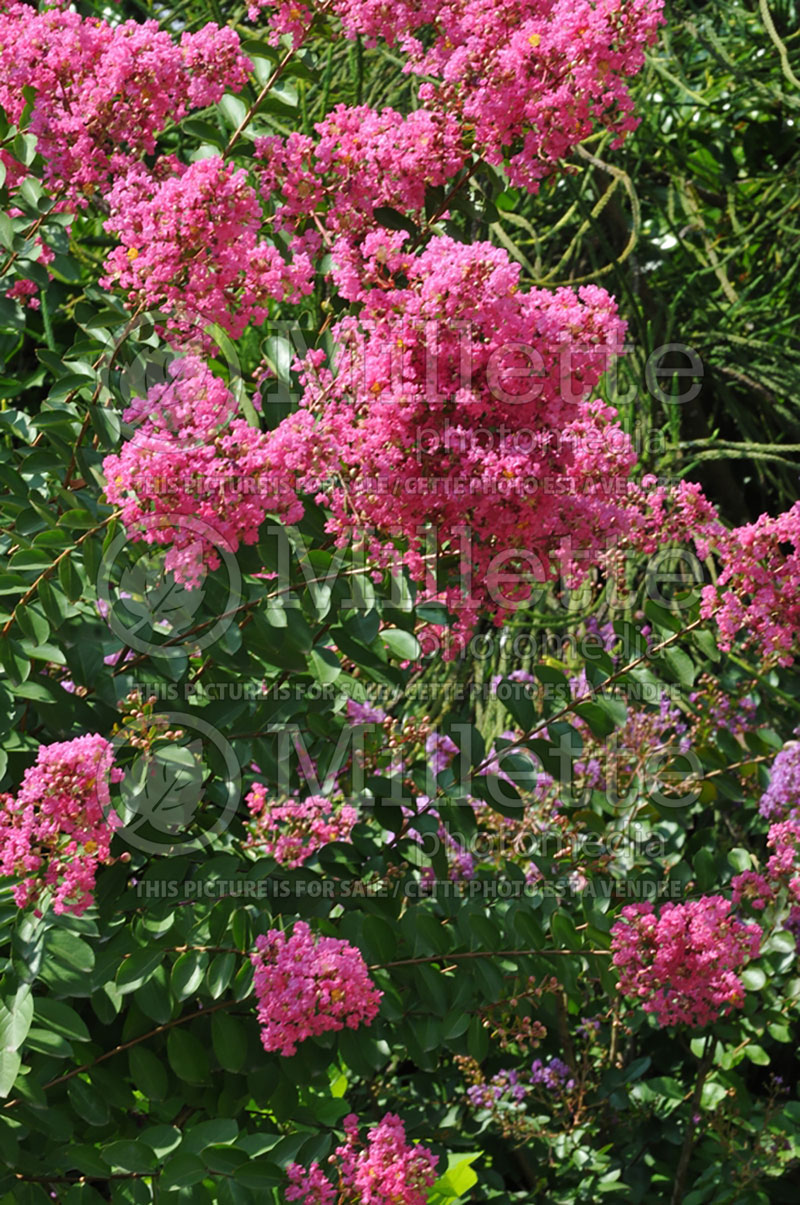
[
  {"left": 250, "top": 920, "right": 382, "bottom": 1055},
  {"left": 610, "top": 895, "right": 762, "bottom": 1028}
]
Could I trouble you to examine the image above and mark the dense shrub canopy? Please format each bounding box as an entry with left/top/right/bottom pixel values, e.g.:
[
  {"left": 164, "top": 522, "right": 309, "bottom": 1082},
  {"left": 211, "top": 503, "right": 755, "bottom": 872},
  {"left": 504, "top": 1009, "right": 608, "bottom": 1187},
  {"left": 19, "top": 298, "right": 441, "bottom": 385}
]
[{"left": 1, "top": 2, "right": 800, "bottom": 1203}]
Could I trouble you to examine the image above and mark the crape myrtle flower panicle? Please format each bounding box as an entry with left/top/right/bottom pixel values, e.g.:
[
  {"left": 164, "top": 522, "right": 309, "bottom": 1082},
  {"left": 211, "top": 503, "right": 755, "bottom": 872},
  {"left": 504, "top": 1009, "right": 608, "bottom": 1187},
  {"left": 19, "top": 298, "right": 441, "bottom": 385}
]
[
  {"left": 758, "top": 740, "right": 800, "bottom": 821},
  {"left": 610, "top": 896, "right": 761, "bottom": 1028},
  {"left": 697, "top": 502, "right": 800, "bottom": 668},
  {"left": 102, "top": 356, "right": 304, "bottom": 587},
  {"left": 250, "top": 921, "right": 382, "bottom": 1056},
  {"left": 0, "top": 2, "right": 250, "bottom": 205},
  {"left": 264, "top": 235, "right": 635, "bottom": 651},
  {"left": 102, "top": 157, "right": 313, "bottom": 343},
  {"left": 0, "top": 735, "right": 123, "bottom": 916},
  {"left": 286, "top": 1112, "right": 438, "bottom": 1204},
  {"left": 244, "top": 784, "right": 358, "bottom": 868},
  {"left": 252, "top": 0, "right": 664, "bottom": 189}
]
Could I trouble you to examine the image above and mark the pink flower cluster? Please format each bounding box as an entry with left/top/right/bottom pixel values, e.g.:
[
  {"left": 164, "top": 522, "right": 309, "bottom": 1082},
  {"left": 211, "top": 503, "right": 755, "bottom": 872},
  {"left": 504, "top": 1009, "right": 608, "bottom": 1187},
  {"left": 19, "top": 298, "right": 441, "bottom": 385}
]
[
  {"left": 256, "top": 0, "right": 664, "bottom": 189},
  {"left": 0, "top": 734, "right": 122, "bottom": 916},
  {"left": 697, "top": 502, "right": 800, "bottom": 667},
  {"left": 610, "top": 896, "right": 762, "bottom": 1027},
  {"left": 264, "top": 235, "right": 635, "bottom": 648},
  {"left": 256, "top": 103, "right": 466, "bottom": 272},
  {"left": 103, "top": 157, "right": 313, "bottom": 343},
  {"left": 0, "top": 2, "right": 250, "bottom": 205},
  {"left": 250, "top": 921, "right": 382, "bottom": 1056},
  {"left": 286, "top": 1112, "right": 439, "bottom": 1204},
  {"left": 102, "top": 356, "right": 303, "bottom": 587},
  {"left": 245, "top": 785, "right": 358, "bottom": 867},
  {"left": 733, "top": 819, "right": 800, "bottom": 919},
  {"left": 618, "top": 479, "right": 800, "bottom": 667}
]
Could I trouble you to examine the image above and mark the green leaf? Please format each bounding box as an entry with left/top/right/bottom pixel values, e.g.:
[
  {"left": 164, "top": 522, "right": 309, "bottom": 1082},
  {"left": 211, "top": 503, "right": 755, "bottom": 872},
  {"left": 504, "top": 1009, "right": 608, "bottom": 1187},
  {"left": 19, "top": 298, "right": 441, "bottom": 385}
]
[
  {"left": 430, "top": 1152, "right": 481, "bottom": 1202},
  {"left": 0, "top": 987, "right": 33, "bottom": 1053},
  {"left": 129, "top": 1046, "right": 168, "bottom": 1101},
  {"left": 233, "top": 1157, "right": 283, "bottom": 1189},
  {"left": 467, "top": 1015, "right": 488, "bottom": 1062},
  {"left": 32, "top": 998, "right": 90, "bottom": 1044},
  {"left": 46, "top": 373, "right": 94, "bottom": 402},
  {"left": 372, "top": 206, "right": 418, "bottom": 237},
  {"left": 744, "top": 1044, "right": 770, "bottom": 1065},
  {"left": 741, "top": 966, "right": 766, "bottom": 991},
  {"left": 218, "top": 93, "right": 249, "bottom": 130},
  {"left": 362, "top": 915, "right": 397, "bottom": 963},
  {"left": 158, "top": 1152, "right": 208, "bottom": 1191},
  {"left": 167, "top": 1027, "right": 210, "bottom": 1084},
  {"left": 0, "top": 213, "right": 15, "bottom": 250},
  {"left": 309, "top": 644, "right": 341, "bottom": 684},
  {"left": 59, "top": 509, "right": 98, "bottom": 530},
  {"left": 727, "top": 848, "right": 752, "bottom": 873},
  {"left": 170, "top": 952, "right": 207, "bottom": 1002},
  {"left": 23, "top": 1028, "right": 74, "bottom": 1058},
  {"left": 140, "top": 1125, "right": 182, "bottom": 1159},
  {"left": 662, "top": 647, "right": 696, "bottom": 688},
  {"left": 211, "top": 1011, "right": 247, "bottom": 1074},
  {"left": 182, "top": 1118, "right": 239, "bottom": 1154},
  {"left": 550, "top": 911, "right": 580, "bottom": 950},
  {"left": 116, "top": 949, "right": 164, "bottom": 995},
  {"left": 0, "top": 1052, "right": 21, "bottom": 1099},
  {"left": 206, "top": 953, "right": 236, "bottom": 999},
  {"left": 380, "top": 628, "right": 420, "bottom": 661},
  {"left": 40, "top": 930, "right": 95, "bottom": 993},
  {"left": 101, "top": 1141, "right": 157, "bottom": 1174},
  {"left": 67, "top": 1077, "right": 111, "bottom": 1127}
]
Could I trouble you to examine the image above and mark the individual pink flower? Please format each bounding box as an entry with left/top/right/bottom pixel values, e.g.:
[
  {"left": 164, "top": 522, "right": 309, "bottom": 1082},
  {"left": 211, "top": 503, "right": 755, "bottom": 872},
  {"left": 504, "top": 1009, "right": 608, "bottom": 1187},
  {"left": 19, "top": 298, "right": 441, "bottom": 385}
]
[{"left": 251, "top": 922, "right": 382, "bottom": 1055}]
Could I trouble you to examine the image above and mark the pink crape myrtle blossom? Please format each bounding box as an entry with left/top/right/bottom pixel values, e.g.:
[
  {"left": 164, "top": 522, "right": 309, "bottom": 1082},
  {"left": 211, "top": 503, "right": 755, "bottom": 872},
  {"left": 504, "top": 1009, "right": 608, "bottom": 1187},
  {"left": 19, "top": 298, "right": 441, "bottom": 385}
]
[
  {"left": 255, "top": 103, "right": 467, "bottom": 273},
  {"left": 696, "top": 501, "right": 800, "bottom": 668},
  {"left": 248, "top": 0, "right": 321, "bottom": 47},
  {"left": 254, "top": 0, "right": 664, "bottom": 189},
  {"left": 262, "top": 235, "right": 636, "bottom": 650},
  {"left": 102, "top": 157, "right": 313, "bottom": 342},
  {"left": 620, "top": 480, "right": 800, "bottom": 667},
  {"left": 102, "top": 356, "right": 304, "bottom": 587},
  {"left": 610, "top": 896, "right": 762, "bottom": 1027},
  {"left": 251, "top": 921, "right": 382, "bottom": 1055},
  {"left": 733, "top": 819, "right": 800, "bottom": 940},
  {"left": 286, "top": 1112, "right": 439, "bottom": 1204},
  {"left": 0, "top": 735, "right": 123, "bottom": 916},
  {"left": 245, "top": 784, "right": 358, "bottom": 867},
  {"left": 0, "top": 2, "right": 250, "bottom": 206},
  {"left": 764, "top": 819, "right": 800, "bottom": 897}
]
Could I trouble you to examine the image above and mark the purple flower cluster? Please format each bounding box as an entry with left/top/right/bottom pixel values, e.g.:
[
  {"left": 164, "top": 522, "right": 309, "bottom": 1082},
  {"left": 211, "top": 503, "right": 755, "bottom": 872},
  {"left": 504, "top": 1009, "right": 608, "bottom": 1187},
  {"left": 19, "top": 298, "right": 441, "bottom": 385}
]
[
  {"left": 759, "top": 739, "right": 800, "bottom": 821},
  {"left": 468, "top": 1058, "right": 577, "bottom": 1114},
  {"left": 467, "top": 1069, "right": 528, "bottom": 1109},
  {"left": 530, "top": 1057, "right": 576, "bottom": 1092},
  {"left": 426, "top": 731, "right": 459, "bottom": 776}
]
